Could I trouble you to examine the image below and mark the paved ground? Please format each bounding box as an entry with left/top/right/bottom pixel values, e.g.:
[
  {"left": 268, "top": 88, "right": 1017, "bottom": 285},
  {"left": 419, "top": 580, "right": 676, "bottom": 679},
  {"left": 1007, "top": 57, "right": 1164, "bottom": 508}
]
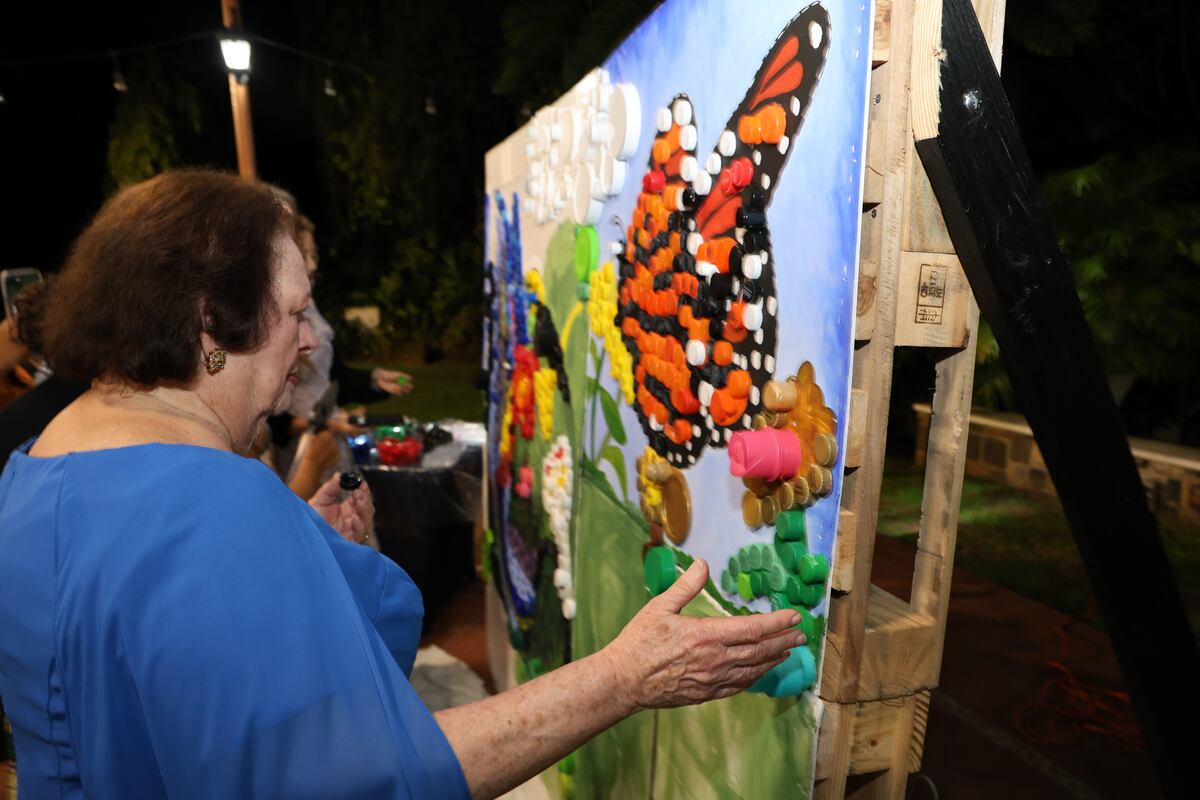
[{"left": 421, "top": 535, "right": 1161, "bottom": 798}]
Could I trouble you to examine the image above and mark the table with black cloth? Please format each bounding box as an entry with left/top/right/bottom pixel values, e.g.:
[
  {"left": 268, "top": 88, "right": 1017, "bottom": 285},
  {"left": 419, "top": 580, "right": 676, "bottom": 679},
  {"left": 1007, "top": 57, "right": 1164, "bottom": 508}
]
[{"left": 361, "top": 440, "right": 482, "bottom": 625}]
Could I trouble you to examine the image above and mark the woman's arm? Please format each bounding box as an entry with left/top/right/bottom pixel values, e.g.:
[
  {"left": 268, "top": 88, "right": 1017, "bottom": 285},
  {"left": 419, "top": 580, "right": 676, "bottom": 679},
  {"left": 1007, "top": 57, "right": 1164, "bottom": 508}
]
[{"left": 435, "top": 559, "right": 804, "bottom": 798}]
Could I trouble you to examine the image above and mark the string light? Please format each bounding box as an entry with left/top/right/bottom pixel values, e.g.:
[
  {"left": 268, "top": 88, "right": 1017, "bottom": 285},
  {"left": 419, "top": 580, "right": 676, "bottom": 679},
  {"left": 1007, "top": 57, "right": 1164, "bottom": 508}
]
[
  {"left": 424, "top": 94, "right": 437, "bottom": 115},
  {"left": 323, "top": 76, "right": 337, "bottom": 97},
  {"left": 110, "top": 53, "right": 128, "bottom": 93}
]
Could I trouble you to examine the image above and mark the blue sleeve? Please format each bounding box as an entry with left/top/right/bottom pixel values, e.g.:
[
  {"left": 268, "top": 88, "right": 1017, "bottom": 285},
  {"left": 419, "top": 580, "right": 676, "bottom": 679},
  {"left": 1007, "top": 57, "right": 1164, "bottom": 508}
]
[
  {"left": 303, "top": 503, "right": 424, "bottom": 676},
  {"left": 118, "top": 461, "right": 469, "bottom": 799}
]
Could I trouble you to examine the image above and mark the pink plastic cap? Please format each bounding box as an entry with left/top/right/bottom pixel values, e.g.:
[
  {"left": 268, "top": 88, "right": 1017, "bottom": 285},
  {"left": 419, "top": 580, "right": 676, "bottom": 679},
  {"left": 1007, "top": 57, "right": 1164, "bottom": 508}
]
[{"left": 728, "top": 428, "right": 802, "bottom": 481}]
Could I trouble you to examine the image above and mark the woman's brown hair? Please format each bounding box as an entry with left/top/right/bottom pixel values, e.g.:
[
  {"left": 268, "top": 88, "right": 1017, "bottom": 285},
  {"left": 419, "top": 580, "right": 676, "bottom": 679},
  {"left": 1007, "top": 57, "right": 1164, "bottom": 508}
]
[{"left": 43, "top": 169, "right": 289, "bottom": 386}]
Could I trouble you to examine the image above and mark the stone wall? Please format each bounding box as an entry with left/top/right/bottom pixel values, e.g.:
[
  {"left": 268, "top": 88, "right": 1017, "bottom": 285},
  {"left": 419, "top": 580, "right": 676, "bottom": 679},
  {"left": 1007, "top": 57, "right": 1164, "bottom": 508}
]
[{"left": 913, "top": 404, "right": 1200, "bottom": 528}]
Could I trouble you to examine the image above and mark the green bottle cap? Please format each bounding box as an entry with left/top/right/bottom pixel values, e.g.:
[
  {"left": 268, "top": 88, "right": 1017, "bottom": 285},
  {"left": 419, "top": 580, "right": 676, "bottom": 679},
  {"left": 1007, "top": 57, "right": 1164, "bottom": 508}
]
[
  {"left": 775, "top": 510, "right": 807, "bottom": 542},
  {"left": 574, "top": 226, "right": 600, "bottom": 282},
  {"left": 798, "top": 554, "right": 830, "bottom": 584},
  {"left": 767, "top": 562, "right": 788, "bottom": 592},
  {"left": 644, "top": 546, "right": 677, "bottom": 596},
  {"left": 737, "top": 571, "right": 755, "bottom": 601},
  {"left": 727, "top": 555, "right": 741, "bottom": 579},
  {"left": 797, "top": 607, "right": 817, "bottom": 640},
  {"left": 720, "top": 569, "right": 736, "bottom": 594},
  {"left": 775, "top": 541, "right": 806, "bottom": 572},
  {"left": 738, "top": 546, "right": 754, "bottom": 572}
]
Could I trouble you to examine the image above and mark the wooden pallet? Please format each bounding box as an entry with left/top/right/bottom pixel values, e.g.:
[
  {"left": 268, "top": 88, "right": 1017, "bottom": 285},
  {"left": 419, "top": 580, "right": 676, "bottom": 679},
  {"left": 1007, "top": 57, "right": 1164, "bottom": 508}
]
[{"left": 812, "top": 1, "right": 1007, "bottom": 797}]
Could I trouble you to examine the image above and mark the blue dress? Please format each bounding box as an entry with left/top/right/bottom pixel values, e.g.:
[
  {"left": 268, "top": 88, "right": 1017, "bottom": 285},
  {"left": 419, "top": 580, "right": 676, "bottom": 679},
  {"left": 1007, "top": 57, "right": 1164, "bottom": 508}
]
[{"left": 0, "top": 441, "right": 470, "bottom": 799}]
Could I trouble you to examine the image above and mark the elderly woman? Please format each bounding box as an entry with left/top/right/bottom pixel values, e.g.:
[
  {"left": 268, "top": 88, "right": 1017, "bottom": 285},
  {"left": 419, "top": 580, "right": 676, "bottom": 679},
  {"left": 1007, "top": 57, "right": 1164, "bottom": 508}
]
[{"left": 0, "top": 171, "right": 804, "bottom": 799}]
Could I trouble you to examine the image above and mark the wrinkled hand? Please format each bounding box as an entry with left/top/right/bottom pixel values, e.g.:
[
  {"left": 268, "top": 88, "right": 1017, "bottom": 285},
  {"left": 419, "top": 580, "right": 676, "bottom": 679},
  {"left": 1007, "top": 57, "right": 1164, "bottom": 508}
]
[
  {"left": 602, "top": 559, "right": 804, "bottom": 710},
  {"left": 308, "top": 473, "right": 376, "bottom": 543},
  {"left": 372, "top": 367, "right": 414, "bottom": 396}
]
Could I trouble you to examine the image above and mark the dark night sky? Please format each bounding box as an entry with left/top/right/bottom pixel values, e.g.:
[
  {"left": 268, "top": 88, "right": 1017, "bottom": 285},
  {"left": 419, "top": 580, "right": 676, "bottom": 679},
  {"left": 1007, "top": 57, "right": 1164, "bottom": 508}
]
[
  {"left": 1, "top": 1, "right": 1195, "bottom": 279},
  {"left": 0, "top": 0, "right": 355, "bottom": 273}
]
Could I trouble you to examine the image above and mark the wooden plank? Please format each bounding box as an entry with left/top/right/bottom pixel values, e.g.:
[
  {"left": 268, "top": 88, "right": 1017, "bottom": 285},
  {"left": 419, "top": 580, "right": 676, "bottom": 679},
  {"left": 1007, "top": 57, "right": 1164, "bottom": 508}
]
[
  {"left": 872, "top": 0, "right": 893, "bottom": 65},
  {"left": 910, "top": 305, "right": 978, "bottom": 657},
  {"left": 901, "top": 155, "right": 956, "bottom": 255},
  {"left": 847, "top": 693, "right": 920, "bottom": 776},
  {"left": 912, "top": 0, "right": 1196, "bottom": 793},
  {"left": 858, "top": 586, "right": 937, "bottom": 701},
  {"left": 861, "top": 63, "right": 889, "bottom": 208},
  {"left": 856, "top": 206, "right": 882, "bottom": 341},
  {"left": 844, "top": 389, "right": 869, "bottom": 469},
  {"left": 830, "top": 509, "right": 857, "bottom": 592},
  {"left": 894, "top": 251, "right": 972, "bottom": 348}
]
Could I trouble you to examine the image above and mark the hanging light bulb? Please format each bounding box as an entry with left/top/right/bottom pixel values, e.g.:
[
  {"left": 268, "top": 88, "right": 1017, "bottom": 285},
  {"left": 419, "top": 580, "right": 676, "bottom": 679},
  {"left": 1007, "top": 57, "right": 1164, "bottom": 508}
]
[
  {"left": 424, "top": 94, "right": 437, "bottom": 115},
  {"left": 323, "top": 76, "right": 337, "bottom": 97},
  {"left": 110, "top": 53, "right": 129, "bottom": 94}
]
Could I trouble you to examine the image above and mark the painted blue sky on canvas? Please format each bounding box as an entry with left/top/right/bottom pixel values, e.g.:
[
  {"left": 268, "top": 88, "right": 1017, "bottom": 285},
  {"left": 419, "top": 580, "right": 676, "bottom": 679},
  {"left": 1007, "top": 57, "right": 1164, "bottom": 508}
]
[{"left": 595, "top": 0, "right": 874, "bottom": 612}]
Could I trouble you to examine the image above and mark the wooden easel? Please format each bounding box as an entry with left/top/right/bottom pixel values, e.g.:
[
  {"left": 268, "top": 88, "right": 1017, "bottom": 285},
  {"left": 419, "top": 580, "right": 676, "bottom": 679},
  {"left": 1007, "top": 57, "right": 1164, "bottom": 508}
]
[{"left": 812, "top": 1, "right": 1008, "bottom": 796}]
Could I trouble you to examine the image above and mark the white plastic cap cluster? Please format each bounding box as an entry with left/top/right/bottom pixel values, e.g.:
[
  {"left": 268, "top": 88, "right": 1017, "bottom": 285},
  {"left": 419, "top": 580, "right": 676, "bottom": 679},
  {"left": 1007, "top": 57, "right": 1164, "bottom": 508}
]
[{"left": 522, "top": 69, "right": 643, "bottom": 228}]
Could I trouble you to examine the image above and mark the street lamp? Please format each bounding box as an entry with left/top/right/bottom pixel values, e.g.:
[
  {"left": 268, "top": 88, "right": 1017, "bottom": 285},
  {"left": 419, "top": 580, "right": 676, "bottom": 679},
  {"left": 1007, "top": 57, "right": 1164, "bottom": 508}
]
[
  {"left": 219, "top": 35, "right": 252, "bottom": 84},
  {"left": 219, "top": 0, "right": 256, "bottom": 179}
]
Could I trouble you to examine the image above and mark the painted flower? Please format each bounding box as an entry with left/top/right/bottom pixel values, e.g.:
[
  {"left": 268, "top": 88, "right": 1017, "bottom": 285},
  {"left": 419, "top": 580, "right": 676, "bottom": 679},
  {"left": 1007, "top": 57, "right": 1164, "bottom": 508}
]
[
  {"left": 541, "top": 435, "right": 576, "bottom": 619},
  {"left": 589, "top": 261, "right": 635, "bottom": 404},
  {"left": 534, "top": 368, "right": 558, "bottom": 441}
]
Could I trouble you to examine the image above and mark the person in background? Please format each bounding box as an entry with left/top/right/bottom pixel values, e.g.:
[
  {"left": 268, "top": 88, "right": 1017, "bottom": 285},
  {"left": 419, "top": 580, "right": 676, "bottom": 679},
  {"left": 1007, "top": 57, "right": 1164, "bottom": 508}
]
[
  {"left": 262, "top": 190, "right": 412, "bottom": 497},
  {"left": 0, "top": 169, "right": 804, "bottom": 799},
  {"left": 0, "top": 277, "right": 89, "bottom": 468}
]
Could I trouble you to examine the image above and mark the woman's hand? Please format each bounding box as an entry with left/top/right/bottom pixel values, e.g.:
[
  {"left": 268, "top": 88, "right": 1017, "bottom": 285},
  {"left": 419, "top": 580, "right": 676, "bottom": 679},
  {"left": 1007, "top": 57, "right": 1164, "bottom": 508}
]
[
  {"left": 371, "top": 367, "right": 414, "bottom": 396},
  {"left": 601, "top": 559, "right": 804, "bottom": 710},
  {"left": 308, "top": 472, "right": 376, "bottom": 543}
]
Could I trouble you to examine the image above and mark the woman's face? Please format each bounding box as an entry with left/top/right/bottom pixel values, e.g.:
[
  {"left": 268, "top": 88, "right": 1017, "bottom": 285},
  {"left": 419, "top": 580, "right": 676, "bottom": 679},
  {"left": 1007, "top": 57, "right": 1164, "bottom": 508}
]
[{"left": 223, "top": 235, "right": 318, "bottom": 422}]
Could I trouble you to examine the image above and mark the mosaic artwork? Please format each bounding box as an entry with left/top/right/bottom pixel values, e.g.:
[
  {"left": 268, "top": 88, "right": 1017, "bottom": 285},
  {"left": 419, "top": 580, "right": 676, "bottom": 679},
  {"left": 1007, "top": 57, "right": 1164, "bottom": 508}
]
[{"left": 483, "top": 2, "right": 874, "bottom": 795}]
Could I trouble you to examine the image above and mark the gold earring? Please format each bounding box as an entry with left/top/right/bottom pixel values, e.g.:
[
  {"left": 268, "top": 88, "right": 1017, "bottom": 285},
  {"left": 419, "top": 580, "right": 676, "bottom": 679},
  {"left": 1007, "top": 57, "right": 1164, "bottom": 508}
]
[{"left": 204, "top": 348, "right": 228, "bottom": 375}]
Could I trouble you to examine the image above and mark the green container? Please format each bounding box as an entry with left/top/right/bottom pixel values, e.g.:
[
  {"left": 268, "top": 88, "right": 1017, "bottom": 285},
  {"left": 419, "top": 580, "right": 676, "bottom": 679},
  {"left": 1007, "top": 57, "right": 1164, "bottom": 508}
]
[
  {"left": 758, "top": 543, "right": 775, "bottom": 569},
  {"left": 746, "top": 545, "right": 763, "bottom": 571},
  {"left": 375, "top": 424, "right": 408, "bottom": 440},
  {"left": 750, "top": 571, "right": 766, "bottom": 597},
  {"left": 775, "top": 509, "right": 808, "bottom": 542},
  {"left": 798, "top": 554, "right": 830, "bottom": 584},
  {"left": 727, "top": 555, "right": 741, "bottom": 579}
]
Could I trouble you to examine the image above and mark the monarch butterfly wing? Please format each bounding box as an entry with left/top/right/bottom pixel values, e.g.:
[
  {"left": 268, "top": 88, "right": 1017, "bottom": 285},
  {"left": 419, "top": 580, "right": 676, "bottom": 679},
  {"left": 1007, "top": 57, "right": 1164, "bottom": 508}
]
[
  {"left": 615, "top": 4, "right": 832, "bottom": 468},
  {"left": 615, "top": 95, "right": 708, "bottom": 465},
  {"left": 683, "top": 3, "right": 832, "bottom": 453}
]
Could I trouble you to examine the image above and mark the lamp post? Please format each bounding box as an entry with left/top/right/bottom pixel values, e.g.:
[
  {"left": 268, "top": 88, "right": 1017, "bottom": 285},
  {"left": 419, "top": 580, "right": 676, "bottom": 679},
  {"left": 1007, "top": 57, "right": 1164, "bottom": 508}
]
[{"left": 220, "top": 0, "right": 256, "bottom": 179}]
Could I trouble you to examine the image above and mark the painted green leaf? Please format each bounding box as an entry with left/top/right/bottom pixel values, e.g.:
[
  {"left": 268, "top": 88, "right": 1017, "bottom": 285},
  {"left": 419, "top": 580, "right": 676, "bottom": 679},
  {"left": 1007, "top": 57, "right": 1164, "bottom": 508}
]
[
  {"left": 598, "top": 386, "right": 626, "bottom": 445},
  {"left": 599, "top": 444, "right": 629, "bottom": 503}
]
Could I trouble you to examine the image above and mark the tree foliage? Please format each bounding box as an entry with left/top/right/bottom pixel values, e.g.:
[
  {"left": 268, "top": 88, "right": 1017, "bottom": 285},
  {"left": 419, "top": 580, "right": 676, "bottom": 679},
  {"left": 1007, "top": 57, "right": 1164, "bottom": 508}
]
[
  {"left": 975, "top": 0, "right": 1200, "bottom": 443},
  {"left": 105, "top": 53, "right": 201, "bottom": 192}
]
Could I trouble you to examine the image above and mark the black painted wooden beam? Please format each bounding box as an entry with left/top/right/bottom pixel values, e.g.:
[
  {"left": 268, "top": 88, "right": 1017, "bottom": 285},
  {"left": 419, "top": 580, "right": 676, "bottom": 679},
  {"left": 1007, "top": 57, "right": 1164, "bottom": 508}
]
[{"left": 911, "top": 0, "right": 1198, "bottom": 795}]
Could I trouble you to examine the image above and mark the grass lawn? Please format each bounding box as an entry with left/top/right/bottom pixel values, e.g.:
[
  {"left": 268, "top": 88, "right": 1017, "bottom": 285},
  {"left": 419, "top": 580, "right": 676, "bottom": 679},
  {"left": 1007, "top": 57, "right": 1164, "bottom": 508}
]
[
  {"left": 361, "top": 358, "right": 484, "bottom": 423},
  {"left": 876, "top": 457, "right": 1200, "bottom": 635}
]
